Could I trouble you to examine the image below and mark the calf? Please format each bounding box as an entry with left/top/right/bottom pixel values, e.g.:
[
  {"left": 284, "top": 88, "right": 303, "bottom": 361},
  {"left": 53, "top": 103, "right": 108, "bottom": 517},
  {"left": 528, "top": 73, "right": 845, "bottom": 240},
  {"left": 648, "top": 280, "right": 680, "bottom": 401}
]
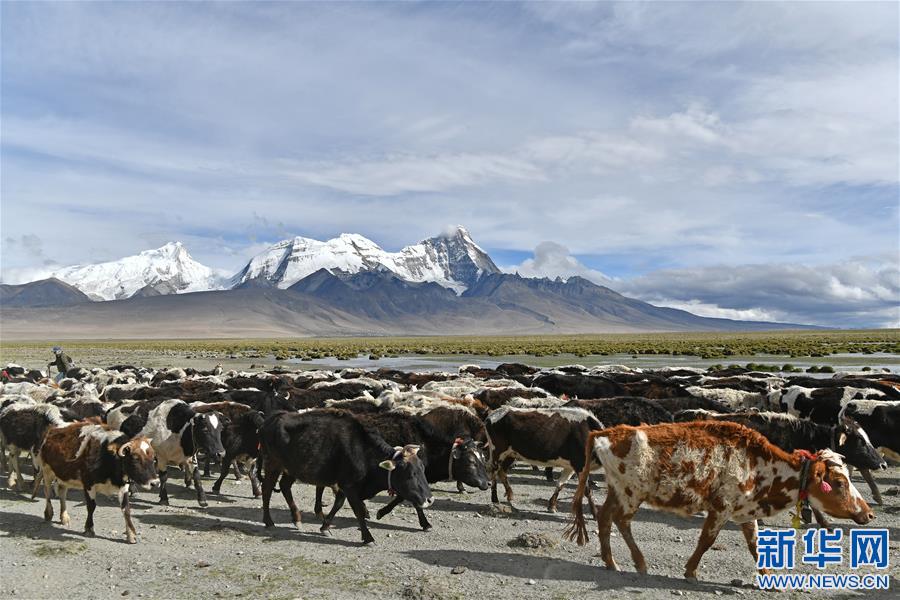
[
  {"left": 485, "top": 406, "right": 604, "bottom": 512},
  {"left": 675, "top": 409, "right": 887, "bottom": 511},
  {"left": 565, "top": 422, "right": 874, "bottom": 581},
  {"left": 259, "top": 409, "right": 433, "bottom": 544},
  {"left": 123, "top": 399, "right": 225, "bottom": 507},
  {"left": 37, "top": 422, "right": 158, "bottom": 543},
  {"left": 211, "top": 410, "right": 266, "bottom": 497}
]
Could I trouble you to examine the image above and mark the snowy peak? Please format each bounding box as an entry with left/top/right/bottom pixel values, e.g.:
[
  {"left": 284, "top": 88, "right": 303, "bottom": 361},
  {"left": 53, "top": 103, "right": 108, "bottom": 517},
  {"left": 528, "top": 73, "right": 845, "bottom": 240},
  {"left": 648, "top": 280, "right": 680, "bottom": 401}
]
[
  {"left": 233, "top": 226, "right": 500, "bottom": 292},
  {"left": 50, "top": 242, "right": 225, "bottom": 301}
]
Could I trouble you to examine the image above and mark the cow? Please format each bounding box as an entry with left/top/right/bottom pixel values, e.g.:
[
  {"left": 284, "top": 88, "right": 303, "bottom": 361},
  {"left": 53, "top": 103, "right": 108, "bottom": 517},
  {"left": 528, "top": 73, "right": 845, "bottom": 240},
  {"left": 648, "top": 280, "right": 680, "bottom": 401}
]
[
  {"left": 565, "top": 421, "right": 874, "bottom": 582},
  {"left": 651, "top": 396, "right": 735, "bottom": 415},
  {"left": 36, "top": 422, "right": 158, "bottom": 543},
  {"left": 121, "top": 399, "right": 225, "bottom": 507},
  {"left": 531, "top": 373, "right": 624, "bottom": 398},
  {"left": 0, "top": 402, "right": 69, "bottom": 490},
  {"left": 211, "top": 410, "right": 266, "bottom": 497},
  {"left": 258, "top": 408, "right": 433, "bottom": 544},
  {"left": 779, "top": 386, "right": 885, "bottom": 424},
  {"left": 563, "top": 397, "right": 673, "bottom": 427},
  {"left": 674, "top": 409, "right": 887, "bottom": 515},
  {"left": 841, "top": 400, "right": 900, "bottom": 463},
  {"left": 841, "top": 399, "right": 900, "bottom": 502},
  {"left": 484, "top": 406, "right": 605, "bottom": 512},
  {"left": 354, "top": 410, "right": 489, "bottom": 531}
]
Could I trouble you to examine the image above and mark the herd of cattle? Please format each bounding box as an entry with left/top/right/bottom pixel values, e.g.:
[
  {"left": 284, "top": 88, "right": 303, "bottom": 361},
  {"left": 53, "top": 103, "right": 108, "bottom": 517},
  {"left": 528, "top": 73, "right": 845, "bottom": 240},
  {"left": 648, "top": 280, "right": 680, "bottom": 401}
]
[{"left": 0, "top": 361, "right": 897, "bottom": 581}]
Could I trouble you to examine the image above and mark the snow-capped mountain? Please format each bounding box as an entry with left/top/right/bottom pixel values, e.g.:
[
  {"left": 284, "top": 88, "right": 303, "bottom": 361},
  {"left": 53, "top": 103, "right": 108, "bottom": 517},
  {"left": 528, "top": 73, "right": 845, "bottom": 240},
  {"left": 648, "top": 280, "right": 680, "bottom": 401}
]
[
  {"left": 49, "top": 242, "right": 225, "bottom": 301},
  {"left": 231, "top": 226, "right": 500, "bottom": 292}
]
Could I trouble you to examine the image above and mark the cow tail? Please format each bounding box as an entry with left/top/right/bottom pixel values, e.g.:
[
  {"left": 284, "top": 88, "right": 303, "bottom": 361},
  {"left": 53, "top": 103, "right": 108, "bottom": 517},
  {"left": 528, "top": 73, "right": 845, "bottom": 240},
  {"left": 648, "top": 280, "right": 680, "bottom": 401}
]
[{"left": 563, "top": 431, "right": 597, "bottom": 546}]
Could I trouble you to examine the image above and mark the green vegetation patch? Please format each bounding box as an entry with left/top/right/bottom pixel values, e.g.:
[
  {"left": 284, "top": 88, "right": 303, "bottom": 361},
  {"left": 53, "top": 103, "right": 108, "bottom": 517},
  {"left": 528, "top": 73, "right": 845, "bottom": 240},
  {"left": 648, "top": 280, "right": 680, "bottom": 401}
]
[{"left": 31, "top": 541, "right": 88, "bottom": 557}]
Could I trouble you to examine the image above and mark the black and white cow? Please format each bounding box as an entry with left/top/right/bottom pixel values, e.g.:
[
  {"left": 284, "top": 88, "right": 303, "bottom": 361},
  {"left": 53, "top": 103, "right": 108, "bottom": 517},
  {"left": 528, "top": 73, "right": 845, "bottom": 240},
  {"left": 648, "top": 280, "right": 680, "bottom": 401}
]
[
  {"left": 121, "top": 399, "right": 225, "bottom": 507},
  {"left": 0, "top": 402, "right": 70, "bottom": 490},
  {"left": 484, "top": 406, "right": 604, "bottom": 512},
  {"left": 259, "top": 408, "right": 433, "bottom": 544},
  {"left": 779, "top": 386, "right": 885, "bottom": 424},
  {"left": 841, "top": 400, "right": 900, "bottom": 465}
]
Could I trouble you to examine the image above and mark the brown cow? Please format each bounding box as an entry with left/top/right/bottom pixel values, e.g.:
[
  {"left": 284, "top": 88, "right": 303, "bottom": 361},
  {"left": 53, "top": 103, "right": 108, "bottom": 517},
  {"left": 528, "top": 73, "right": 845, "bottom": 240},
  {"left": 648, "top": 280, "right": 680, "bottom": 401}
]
[
  {"left": 566, "top": 421, "right": 874, "bottom": 581},
  {"left": 37, "top": 422, "right": 158, "bottom": 543}
]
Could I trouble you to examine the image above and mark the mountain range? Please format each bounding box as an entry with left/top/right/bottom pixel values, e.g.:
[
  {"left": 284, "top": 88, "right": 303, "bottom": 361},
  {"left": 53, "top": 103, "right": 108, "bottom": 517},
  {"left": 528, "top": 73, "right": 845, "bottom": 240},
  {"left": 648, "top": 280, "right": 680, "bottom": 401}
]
[{"left": 0, "top": 227, "right": 813, "bottom": 338}]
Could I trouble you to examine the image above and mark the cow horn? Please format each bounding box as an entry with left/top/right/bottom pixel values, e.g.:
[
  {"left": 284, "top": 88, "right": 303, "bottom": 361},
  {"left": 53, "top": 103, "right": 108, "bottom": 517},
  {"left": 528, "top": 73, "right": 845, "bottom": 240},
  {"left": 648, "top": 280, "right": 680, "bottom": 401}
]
[{"left": 117, "top": 442, "right": 131, "bottom": 457}]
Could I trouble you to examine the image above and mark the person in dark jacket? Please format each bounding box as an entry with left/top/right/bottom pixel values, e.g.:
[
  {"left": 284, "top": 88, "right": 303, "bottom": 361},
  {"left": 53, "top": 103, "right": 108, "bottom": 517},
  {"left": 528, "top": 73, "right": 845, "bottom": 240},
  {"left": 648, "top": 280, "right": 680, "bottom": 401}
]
[{"left": 48, "top": 347, "right": 73, "bottom": 381}]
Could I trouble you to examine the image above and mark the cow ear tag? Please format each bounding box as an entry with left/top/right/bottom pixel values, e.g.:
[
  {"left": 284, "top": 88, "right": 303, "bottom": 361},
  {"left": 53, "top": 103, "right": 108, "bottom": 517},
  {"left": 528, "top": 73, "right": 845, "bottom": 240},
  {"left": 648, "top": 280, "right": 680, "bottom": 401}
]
[
  {"left": 820, "top": 481, "right": 832, "bottom": 493},
  {"left": 379, "top": 460, "right": 396, "bottom": 471}
]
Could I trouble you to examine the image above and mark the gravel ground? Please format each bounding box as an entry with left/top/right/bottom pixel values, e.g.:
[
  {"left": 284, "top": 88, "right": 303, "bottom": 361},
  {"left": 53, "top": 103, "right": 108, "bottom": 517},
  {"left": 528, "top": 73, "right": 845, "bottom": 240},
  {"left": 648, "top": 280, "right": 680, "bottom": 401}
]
[{"left": 1, "top": 460, "right": 898, "bottom": 599}]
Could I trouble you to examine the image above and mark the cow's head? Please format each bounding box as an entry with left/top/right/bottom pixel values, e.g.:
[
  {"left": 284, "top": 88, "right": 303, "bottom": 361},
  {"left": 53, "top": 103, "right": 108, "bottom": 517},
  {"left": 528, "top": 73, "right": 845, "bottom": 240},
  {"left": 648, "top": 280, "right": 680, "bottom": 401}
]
[
  {"left": 191, "top": 412, "right": 225, "bottom": 459},
  {"left": 450, "top": 438, "right": 490, "bottom": 491},
  {"left": 116, "top": 437, "right": 159, "bottom": 489},
  {"left": 379, "top": 444, "right": 433, "bottom": 508},
  {"left": 807, "top": 449, "right": 874, "bottom": 525},
  {"left": 834, "top": 416, "right": 887, "bottom": 471}
]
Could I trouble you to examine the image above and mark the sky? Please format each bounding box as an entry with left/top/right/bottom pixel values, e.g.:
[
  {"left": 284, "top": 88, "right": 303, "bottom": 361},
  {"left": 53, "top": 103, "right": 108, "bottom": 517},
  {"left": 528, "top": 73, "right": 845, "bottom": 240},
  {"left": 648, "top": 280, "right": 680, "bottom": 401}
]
[{"left": 1, "top": 1, "right": 898, "bottom": 328}]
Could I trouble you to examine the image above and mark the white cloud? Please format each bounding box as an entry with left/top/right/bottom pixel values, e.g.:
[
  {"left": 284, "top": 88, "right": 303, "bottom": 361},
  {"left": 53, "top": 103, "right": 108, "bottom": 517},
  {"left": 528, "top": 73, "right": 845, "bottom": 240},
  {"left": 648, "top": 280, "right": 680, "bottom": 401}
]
[
  {"left": 503, "top": 241, "right": 612, "bottom": 284},
  {"left": 508, "top": 244, "right": 900, "bottom": 328},
  {"left": 286, "top": 153, "right": 546, "bottom": 196}
]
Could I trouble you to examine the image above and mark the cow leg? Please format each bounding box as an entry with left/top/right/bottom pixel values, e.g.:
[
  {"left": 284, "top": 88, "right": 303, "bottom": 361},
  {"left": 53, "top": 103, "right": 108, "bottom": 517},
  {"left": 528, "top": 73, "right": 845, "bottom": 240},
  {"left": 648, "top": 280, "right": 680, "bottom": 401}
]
[
  {"left": 547, "top": 467, "right": 574, "bottom": 513},
  {"left": 812, "top": 508, "right": 833, "bottom": 529},
  {"left": 119, "top": 486, "right": 137, "bottom": 544},
  {"left": 31, "top": 468, "right": 43, "bottom": 499},
  {"left": 344, "top": 488, "right": 375, "bottom": 545},
  {"left": 278, "top": 474, "right": 301, "bottom": 528},
  {"left": 613, "top": 510, "right": 647, "bottom": 574},
  {"left": 211, "top": 451, "right": 234, "bottom": 494},
  {"left": 261, "top": 464, "right": 279, "bottom": 528},
  {"left": 234, "top": 461, "right": 245, "bottom": 481},
  {"left": 545, "top": 467, "right": 555, "bottom": 482},
  {"left": 596, "top": 491, "right": 619, "bottom": 571},
  {"left": 414, "top": 506, "right": 433, "bottom": 532},
  {"left": 740, "top": 520, "right": 770, "bottom": 575},
  {"left": 314, "top": 486, "right": 326, "bottom": 520},
  {"left": 83, "top": 487, "right": 97, "bottom": 537},
  {"left": 321, "top": 491, "right": 346, "bottom": 532},
  {"left": 182, "top": 460, "right": 194, "bottom": 489},
  {"left": 202, "top": 455, "right": 212, "bottom": 478},
  {"left": 495, "top": 456, "right": 515, "bottom": 506},
  {"left": 58, "top": 484, "right": 70, "bottom": 526},
  {"left": 247, "top": 460, "right": 261, "bottom": 497},
  {"left": 192, "top": 464, "right": 208, "bottom": 507},
  {"left": 376, "top": 495, "right": 404, "bottom": 521},
  {"left": 8, "top": 449, "right": 19, "bottom": 490},
  {"left": 43, "top": 472, "right": 54, "bottom": 522},
  {"left": 157, "top": 464, "right": 170, "bottom": 506},
  {"left": 859, "top": 468, "right": 883, "bottom": 505},
  {"left": 683, "top": 510, "right": 727, "bottom": 581}
]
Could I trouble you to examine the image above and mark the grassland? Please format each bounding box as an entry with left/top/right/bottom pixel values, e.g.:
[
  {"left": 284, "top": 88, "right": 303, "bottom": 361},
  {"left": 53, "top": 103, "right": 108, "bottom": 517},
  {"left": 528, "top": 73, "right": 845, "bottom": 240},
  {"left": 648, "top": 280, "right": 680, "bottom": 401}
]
[{"left": 2, "top": 329, "right": 898, "bottom": 363}]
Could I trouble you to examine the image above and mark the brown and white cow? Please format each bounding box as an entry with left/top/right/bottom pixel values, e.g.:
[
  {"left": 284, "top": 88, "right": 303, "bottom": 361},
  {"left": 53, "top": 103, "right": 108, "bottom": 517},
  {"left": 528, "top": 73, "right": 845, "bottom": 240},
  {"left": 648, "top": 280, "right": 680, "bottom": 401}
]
[
  {"left": 37, "top": 422, "right": 158, "bottom": 543},
  {"left": 565, "top": 421, "right": 874, "bottom": 581}
]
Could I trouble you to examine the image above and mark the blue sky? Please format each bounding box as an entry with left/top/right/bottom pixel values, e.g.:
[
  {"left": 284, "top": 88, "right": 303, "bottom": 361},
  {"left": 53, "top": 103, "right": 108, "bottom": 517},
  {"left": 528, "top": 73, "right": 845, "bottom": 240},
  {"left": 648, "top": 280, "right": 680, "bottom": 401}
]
[{"left": 1, "top": 2, "right": 898, "bottom": 327}]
